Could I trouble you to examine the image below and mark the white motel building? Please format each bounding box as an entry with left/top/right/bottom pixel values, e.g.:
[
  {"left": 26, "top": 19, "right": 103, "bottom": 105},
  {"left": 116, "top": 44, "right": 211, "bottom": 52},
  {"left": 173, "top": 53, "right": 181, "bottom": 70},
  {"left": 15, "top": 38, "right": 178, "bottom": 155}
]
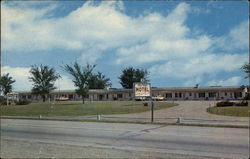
[{"left": 16, "top": 86, "right": 248, "bottom": 102}]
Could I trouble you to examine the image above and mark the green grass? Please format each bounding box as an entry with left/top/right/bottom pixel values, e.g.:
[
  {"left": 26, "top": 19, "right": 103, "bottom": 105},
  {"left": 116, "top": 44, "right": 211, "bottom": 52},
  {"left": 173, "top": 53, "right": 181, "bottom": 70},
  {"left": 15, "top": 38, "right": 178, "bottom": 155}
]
[
  {"left": 0, "top": 101, "right": 177, "bottom": 116},
  {"left": 207, "top": 106, "right": 249, "bottom": 117}
]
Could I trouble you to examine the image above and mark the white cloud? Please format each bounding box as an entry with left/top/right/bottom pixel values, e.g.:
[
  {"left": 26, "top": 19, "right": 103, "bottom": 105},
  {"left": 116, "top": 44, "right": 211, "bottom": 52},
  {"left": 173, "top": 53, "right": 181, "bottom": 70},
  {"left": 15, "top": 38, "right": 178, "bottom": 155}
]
[
  {"left": 149, "top": 53, "right": 247, "bottom": 78},
  {"left": 55, "top": 75, "right": 75, "bottom": 91},
  {"left": 115, "top": 35, "right": 212, "bottom": 65},
  {"left": 215, "top": 21, "right": 249, "bottom": 51},
  {"left": 183, "top": 77, "right": 202, "bottom": 87},
  {"left": 207, "top": 76, "right": 242, "bottom": 86},
  {"left": 78, "top": 48, "right": 102, "bottom": 65},
  {"left": 1, "top": 1, "right": 192, "bottom": 64},
  {"left": 2, "top": 66, "right": 32, "bottom": 91},
  {"left": 2, "top": 66, "right": 75, "bottom": 91},
  {"left": 1, "top": 1, "right": 248, "bottom": 89}
]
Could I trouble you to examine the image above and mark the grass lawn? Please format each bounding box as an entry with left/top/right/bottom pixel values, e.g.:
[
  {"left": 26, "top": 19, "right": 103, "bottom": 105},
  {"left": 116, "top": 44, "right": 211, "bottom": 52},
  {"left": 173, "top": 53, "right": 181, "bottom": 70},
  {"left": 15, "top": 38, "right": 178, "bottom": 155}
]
[
  {"left": 0, "top": 101, "right": 178, "bottom": 116},
  {"left": 207, "top": 106, "right": 249, "bottom": 117}
]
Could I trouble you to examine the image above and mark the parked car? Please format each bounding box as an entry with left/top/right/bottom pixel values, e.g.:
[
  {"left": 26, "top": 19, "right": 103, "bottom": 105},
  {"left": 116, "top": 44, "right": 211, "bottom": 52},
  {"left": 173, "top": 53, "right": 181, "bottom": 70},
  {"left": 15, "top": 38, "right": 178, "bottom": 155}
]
[
  {"left": 152, "top": 95, "right": 165, "bottom": 101},
  {"left": 55, "top": 97, "right": 69, "bottom": 101}
]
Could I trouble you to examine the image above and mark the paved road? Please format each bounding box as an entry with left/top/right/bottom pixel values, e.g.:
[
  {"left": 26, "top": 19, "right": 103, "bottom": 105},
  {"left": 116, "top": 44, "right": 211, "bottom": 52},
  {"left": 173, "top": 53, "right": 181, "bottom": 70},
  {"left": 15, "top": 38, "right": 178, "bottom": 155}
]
[{"left": 1, "top": 119, "right": 249, "bottom": 158}]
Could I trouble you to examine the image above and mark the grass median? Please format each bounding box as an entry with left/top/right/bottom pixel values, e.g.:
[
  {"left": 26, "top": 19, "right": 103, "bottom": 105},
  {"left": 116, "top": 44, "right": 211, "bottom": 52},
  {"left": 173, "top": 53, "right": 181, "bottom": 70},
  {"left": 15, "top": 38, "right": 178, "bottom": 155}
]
[
  {"left": 0, "top": 101, "right": 177, "bottom": 116},
  {"left": 207, "top": 106, "right": 249, "bottom": 117}
]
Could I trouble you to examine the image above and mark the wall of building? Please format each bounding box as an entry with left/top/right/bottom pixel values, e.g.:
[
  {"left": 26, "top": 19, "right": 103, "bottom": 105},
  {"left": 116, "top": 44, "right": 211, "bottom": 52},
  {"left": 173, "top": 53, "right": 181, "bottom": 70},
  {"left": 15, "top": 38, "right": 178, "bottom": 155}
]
[{"left": 17, "top": 86, "right": 247, "bottom": 102}]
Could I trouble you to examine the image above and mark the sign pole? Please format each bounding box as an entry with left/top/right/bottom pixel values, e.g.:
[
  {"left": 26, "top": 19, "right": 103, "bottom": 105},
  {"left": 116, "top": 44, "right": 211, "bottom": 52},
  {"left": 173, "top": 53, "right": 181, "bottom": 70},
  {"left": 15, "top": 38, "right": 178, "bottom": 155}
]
[{"left": 151, "top": 101, "right": 154, "bottom": 122}]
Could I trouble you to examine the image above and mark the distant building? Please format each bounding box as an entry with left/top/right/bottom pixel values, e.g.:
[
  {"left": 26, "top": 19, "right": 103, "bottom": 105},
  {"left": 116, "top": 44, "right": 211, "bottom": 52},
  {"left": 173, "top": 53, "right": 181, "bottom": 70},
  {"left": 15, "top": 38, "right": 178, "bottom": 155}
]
[{"left": 17, "top": 86, "right": 248, "bottom": 102}]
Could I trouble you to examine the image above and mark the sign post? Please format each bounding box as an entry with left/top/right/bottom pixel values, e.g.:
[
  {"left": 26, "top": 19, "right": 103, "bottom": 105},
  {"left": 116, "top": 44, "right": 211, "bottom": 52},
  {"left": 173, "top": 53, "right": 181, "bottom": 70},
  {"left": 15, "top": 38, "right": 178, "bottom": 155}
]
[
  {"left": 151, "top": 101, "right": 154, "bottom": 122},
  {"left": 134, "top": 81, "right": 153, "bottom": 122}
]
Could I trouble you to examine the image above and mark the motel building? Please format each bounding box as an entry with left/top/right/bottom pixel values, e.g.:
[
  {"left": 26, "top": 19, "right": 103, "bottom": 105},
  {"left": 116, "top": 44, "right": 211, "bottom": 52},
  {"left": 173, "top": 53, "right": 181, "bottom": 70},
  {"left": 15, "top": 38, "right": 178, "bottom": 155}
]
[{"left": 16, "top": 86, "right": 248, "bottom": 102}]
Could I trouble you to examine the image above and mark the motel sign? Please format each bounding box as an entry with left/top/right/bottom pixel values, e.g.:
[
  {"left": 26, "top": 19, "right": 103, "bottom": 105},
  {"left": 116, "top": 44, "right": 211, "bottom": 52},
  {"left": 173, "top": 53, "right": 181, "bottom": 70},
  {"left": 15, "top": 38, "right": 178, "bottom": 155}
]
[{"left": 134, "top": 82, "right": 151, "bottom": 97}]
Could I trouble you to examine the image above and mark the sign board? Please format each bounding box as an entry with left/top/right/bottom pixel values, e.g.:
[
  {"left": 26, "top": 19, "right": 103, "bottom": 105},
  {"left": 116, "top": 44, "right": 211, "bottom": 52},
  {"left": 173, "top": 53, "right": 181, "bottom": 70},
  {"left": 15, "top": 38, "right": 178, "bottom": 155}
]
[
  {"left": 134, "top": 82, "right": 151, "bottom": 97},
  {"left": 7, "top": 92, "right": 19, "bottom": 106}
]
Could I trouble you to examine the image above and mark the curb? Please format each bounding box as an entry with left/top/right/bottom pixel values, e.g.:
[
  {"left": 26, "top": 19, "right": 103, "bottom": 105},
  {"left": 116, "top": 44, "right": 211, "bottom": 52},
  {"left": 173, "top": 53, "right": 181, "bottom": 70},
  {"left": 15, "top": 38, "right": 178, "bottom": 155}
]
[{"left": 1, "top": 116, "right": 248, "bottom": 129}]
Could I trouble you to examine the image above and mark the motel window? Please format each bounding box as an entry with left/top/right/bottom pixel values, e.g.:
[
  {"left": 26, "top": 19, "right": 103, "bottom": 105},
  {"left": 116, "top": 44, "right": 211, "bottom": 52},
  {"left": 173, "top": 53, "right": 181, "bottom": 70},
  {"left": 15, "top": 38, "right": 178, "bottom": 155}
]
[
  {"left": 166, "top": 93, "right": 172, "bottom": 98},
  {"left": 234, "top": 92, "right": 242, "bottom": 98},
  {"left": 198, "top": 93, "right": 205, "bottom": 98},
  {"left": 99, "top": 95, "right": 103, "bottom": 100},
  {"left": 225, "top": 92, "right": 227, "bottom": 96},
  {"left": 179, "top": 93, "right": 182, "bottom": 98},
  {"left": 69, "top": 94, "right": 73, "bottom": 99},
  {"left": 175, "top": 93, "right": 178, "bottom": 98},
  {"left": 129, "top": 94, "right": 131, "bottom": 97},
  {"left": 117, "top": 94, "right": 123, "bottom": 98},
  {"left": 209, "top": 92, "right": 216, "bottom": 98},
  {"left": 189, "top": 93, "right": 192, "bottom": 96}
]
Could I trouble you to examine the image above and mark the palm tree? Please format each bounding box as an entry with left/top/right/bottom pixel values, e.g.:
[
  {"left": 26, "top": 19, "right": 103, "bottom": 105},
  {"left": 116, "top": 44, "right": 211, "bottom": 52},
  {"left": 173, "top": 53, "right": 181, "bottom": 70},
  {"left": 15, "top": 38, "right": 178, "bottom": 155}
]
[
  {"left": 64, "top": 62, "right": 96, "bottom": 104},
  {"left": 0, "top": 73, "right": 15, "bottom": 96},
  {"left": 29, "top": 65, "right": 60, "bottom": 102}
]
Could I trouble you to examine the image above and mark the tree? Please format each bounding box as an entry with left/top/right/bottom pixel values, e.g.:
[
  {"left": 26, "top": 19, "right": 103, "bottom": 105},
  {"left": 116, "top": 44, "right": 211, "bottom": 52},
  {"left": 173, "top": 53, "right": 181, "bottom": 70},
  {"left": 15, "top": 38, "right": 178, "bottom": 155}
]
[
  {"left": 241, "top": 63, "right": 250, "bottom": 79},
  {"left": 88, "top": 72, "right": 111, "bottom": 89},
  {"left": 0, "top": 73, "right": 15, "bottom": 96},
  {"left": 29, "top": 65, "right": 60, "bottom": 102},
  {"left": 119, "top": 67, "right": 149, "bottom": 89},
  {"left": 64, "top": 62, "right": 96, "bottom": 104},
  {"left": 241, "top": 63, "right": 250, "bottom": 100}
]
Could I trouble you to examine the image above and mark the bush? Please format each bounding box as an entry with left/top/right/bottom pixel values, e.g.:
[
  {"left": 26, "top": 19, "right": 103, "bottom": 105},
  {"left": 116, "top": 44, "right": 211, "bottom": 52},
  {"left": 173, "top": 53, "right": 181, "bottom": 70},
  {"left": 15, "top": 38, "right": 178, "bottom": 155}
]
[
  {"left": 244, "top": 94, "right": 250, "bottom": 100},
  {"left": 15, "top": 100, "right": 31, "bottom": 105},
  {"left": 216, "top": 101, "right": 234, "bottom": 107},
  {"left": 0, "top": 98, "right": 7, "bottom": 105},
  {"left": 143, "top": 103, "right": 148, "bottom": 106},
  {"left": 0, "top": 101, "right": 7, "bottom": 105},
  {"left": 235, "top": 101, "right": 248, "bottom": 106}
]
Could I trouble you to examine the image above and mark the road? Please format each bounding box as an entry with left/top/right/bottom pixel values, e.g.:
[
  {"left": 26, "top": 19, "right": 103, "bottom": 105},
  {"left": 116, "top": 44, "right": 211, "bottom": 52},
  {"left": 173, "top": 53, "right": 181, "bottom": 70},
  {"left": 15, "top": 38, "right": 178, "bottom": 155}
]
[{"left": 1, "top": 119, "right": 249, "bottom": 158}]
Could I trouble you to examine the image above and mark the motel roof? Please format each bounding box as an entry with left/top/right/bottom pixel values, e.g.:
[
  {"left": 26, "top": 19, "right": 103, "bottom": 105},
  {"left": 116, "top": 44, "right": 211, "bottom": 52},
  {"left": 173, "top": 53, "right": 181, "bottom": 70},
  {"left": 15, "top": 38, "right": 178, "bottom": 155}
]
[{"left": 17, "top": 86, "right": 246, "bottom": 94}]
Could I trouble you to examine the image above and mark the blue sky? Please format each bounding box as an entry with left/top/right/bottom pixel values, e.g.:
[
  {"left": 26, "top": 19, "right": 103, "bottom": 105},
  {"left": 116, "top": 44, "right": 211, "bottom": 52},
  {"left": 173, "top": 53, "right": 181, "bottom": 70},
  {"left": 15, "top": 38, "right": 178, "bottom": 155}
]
[{"left": 1, "top": 1, "right": 249, "bottom": 91}]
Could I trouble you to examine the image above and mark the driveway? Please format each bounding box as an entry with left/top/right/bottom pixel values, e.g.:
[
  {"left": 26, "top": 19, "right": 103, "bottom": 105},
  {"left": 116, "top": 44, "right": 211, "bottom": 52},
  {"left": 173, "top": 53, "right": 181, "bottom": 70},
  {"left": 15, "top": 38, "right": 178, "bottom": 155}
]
[{"left": 105, "top": 101, "right": 248, "bottom": 122}]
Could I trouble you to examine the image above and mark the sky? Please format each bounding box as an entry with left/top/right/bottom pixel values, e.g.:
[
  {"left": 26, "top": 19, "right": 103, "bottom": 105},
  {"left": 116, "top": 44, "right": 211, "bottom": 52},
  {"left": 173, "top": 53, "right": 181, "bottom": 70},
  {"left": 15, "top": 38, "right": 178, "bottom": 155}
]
[{"left": 1, "top": 1, "right": 249, "bottom": 91}]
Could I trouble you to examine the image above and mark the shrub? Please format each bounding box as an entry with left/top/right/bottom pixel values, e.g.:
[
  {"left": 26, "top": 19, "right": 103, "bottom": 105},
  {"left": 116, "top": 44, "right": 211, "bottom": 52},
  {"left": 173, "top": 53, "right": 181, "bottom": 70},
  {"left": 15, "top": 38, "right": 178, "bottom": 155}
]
[
  {"left": 143, "top": 103, "right": 148, "bottom": 106},
  {"left": 0, "top": 98, "right": 7, "bottom": 105},
  {"left": 216, "top": 100, "right": 234, "bottom": 107},
  {"left": 235, "top": 101, "right": 248, "bottom": 106},
  {"left": 244, "top": 94, "right": 250, "bottom": 100},
  {"left": 15, "top": 100, "right": 31, "bottom": 105},
  {"left": 0, "top": 101, "right": 7, "bottom": 105}
]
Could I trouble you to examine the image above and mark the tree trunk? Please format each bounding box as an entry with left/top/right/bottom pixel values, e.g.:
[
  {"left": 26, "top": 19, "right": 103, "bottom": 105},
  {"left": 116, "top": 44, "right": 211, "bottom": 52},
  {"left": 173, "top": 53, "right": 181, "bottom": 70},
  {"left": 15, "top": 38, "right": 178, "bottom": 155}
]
[
  {"left": 42, "top": 95, "right": 46, "bottom": 102},
  {"left": 82, "top": 95, "right": 85, "bottom": 104}
]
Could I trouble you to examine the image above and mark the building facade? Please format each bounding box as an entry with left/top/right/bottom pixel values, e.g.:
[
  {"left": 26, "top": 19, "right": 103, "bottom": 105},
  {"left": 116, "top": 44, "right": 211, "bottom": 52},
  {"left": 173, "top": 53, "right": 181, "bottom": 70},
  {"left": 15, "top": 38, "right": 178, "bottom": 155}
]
[{"left": 17, "top": 86, "right": 248, "bottom": 102}]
